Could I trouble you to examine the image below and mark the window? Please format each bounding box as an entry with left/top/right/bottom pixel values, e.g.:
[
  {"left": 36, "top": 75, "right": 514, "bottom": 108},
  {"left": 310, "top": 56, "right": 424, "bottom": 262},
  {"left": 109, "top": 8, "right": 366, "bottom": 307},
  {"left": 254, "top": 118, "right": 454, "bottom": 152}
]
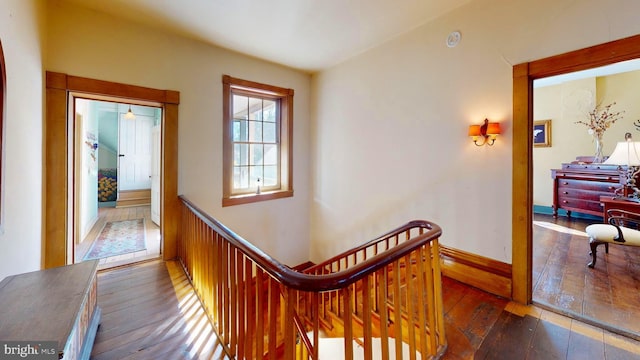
[{"left": 222, "top": 75, "right": 293, "bottom": 206}]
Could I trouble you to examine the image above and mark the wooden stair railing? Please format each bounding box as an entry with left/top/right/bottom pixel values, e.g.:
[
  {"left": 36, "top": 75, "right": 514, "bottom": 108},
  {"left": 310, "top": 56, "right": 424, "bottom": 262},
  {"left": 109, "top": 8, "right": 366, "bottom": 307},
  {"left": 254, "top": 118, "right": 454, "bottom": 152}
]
[{"left": 178, "top": 196, "right": 446, "bottom": 359}]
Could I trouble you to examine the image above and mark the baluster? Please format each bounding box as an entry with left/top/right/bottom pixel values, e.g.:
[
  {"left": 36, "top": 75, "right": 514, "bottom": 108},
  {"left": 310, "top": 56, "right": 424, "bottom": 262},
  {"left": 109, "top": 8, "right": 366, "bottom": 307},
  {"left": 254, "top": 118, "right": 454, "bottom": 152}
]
[
  {"left": 415, "top": 246, "right": 428, "bottom": 356},
  {"left": 362, "top": 276, "right": 373, "bottom": 359},
  {"left": 342, "top": 286, "right": 354, "bottom": 360},
  {"left": 283, "top": 288, "right": 296, "bottom": 360},
  {"left": 423, "top": 243, "right": 437, "bottom": 355},
  {"left": 267, "top": 278, "right": 278, "bottom": 360},
  {"left": 378, "top": 267, "right": 390, "bottom": 360},
  {"left": 404, "top": 254, "right": 417, "bottom": 360},
  {"left": 235, "top": 252, "right": 245, "bottom": 358},
  {"left": 432, "top": 239, "right": 446, "bottom": 348},
  {"left": 392, "top": 260, "right": 403, "bottom": 359},
  {"left": 256, "top": 268, "right": 265, "bottom": 359}
]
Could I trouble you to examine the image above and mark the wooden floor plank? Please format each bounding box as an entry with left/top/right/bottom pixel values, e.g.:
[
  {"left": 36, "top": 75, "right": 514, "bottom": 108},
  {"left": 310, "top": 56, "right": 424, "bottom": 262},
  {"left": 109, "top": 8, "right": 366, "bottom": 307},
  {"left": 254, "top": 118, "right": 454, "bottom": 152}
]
[
  {"left": 92, "top": 260, "right": 229, "bottom": 360},
  {"left": 567, "top": 327, "right": 605, "bottom": 360},
  {"left": 533, "top": 213, "right": 640, "bottom": 337},
  {"left": 474, "top": 312, "right": 539, "bottom": 359},
  {"left": 527, "top": 320, "right": 571, "bottom": 360}
]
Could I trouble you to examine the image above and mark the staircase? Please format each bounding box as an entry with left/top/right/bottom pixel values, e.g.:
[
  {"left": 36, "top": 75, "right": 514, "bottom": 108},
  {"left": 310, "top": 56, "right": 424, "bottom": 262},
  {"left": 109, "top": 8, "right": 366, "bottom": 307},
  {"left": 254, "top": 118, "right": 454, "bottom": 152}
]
[
  {"left": 116, "top": 189, "right": 151, "bottom": 207},
  {"left": 177, "top": 196, "right": 447, "bottom": 359}
]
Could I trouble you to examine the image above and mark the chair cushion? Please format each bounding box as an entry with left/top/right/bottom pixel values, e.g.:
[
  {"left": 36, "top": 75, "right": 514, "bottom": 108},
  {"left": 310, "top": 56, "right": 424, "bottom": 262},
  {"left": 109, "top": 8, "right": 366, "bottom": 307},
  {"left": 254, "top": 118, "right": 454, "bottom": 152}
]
[{"left": 585, "top": 224, "right": 640, "bottom": 246}]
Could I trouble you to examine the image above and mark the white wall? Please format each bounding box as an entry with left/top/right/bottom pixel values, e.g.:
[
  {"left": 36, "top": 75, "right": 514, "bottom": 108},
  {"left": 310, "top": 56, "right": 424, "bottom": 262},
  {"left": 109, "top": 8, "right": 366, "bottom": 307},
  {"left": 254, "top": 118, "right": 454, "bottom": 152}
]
[
  {"left": 309, "top": 0, "right": 640, "bottom": 264},
  {"left": 46, "top": 1, "right": 312, "bottom": 266},
  {"left": 0, "top": 0, "right": 44, "bottom": 281},
  {"left": 76, "top": 99, "right": 99, "bottom": 241}
]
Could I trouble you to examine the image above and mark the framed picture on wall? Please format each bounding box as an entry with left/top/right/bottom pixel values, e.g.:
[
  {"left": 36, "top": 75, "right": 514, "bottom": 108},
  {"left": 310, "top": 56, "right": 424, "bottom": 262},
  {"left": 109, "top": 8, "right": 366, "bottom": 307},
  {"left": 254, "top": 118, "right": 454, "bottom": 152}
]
[{"left": 534, "top": 119, "right": 551, "bottom": 147}]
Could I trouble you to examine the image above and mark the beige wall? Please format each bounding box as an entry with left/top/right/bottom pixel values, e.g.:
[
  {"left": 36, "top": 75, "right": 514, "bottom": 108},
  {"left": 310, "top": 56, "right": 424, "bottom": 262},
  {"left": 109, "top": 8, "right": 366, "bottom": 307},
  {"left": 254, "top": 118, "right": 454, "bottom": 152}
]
[
  {"left": 309, "top": 0, "right": 640, "bottom": 263},
  {"left": 0, "top": 0, "right": 45, "bottom": 280},
  {"left": 45, "top": 1, "right": 312, "bottom": 266},
  {"left": 533, "top": 78, "right": 596, "bottom": 207}
]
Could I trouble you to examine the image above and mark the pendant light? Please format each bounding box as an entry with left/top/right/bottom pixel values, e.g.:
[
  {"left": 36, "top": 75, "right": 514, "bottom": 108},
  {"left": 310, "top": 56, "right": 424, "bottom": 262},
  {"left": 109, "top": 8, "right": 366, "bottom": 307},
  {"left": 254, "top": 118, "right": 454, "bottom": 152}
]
[{"left": 124, "top": 105, "right": 136, "bottom": 120}]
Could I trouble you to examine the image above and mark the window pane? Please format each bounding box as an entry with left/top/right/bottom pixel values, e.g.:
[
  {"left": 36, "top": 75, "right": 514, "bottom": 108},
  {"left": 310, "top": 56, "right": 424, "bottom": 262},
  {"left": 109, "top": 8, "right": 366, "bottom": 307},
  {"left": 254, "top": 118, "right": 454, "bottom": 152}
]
[
  {"left": 250, "top": 144, "right": 263, "bottom": 165},
  {"left": 234, "top": 144, "right": 248, "bottom": 165},
  {"left": 233, "top": 120, "right": 248, "bottom": 142},
  {"left": 264, "top": 165, "right": 278, "bottom": 186},
  {"left": 263, "top": 100, "right": 276, "bottom": 122},
  {"left": 248, "top": 120, "right": 262, "bottom": 142},
  {"left": 250, "top": 166, "right": 263, "bottom": 187},
  {"left": 264, "top": 144, "right": 278, "bottom": 165},
  {"left": 248, "top": 97, "right": 262, "bottom": 120},
  {"left": 234, "top": 166, "right": 249, "bottom": 189},
  {"left": 233, "top": 95, "right": 248, "bottom": 120},
  {"left": 263, "top": 121, "right": 276, "bottom": 143}
]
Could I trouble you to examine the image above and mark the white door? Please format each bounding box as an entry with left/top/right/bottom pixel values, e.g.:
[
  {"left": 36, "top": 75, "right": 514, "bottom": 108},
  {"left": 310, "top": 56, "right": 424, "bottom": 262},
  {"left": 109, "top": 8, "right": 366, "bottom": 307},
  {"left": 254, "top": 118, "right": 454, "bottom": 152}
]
[
  {"left": 151, "top": 125, "right": 161, "bottom": 226},
  {"left": 118, "top": 114, "right": 153, "bottom": 191}
]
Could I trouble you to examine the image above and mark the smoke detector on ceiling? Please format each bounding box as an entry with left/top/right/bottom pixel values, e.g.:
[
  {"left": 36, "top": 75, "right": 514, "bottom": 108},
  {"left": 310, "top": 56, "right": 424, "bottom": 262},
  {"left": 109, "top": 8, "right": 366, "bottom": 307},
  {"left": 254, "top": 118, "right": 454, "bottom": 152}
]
[{"left": 446, "top": 31, "right": 461, "bottom": 48}]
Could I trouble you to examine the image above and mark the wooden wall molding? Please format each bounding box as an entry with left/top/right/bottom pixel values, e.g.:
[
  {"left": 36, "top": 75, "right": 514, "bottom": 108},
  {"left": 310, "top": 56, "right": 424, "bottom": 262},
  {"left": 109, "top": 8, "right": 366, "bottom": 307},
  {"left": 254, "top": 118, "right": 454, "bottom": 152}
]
[
  {"left": 439, "top": 245, "right": 512, "bottom": 299},
  {"left": 44, "top": 71, "right": 179, "bottom": 268}
]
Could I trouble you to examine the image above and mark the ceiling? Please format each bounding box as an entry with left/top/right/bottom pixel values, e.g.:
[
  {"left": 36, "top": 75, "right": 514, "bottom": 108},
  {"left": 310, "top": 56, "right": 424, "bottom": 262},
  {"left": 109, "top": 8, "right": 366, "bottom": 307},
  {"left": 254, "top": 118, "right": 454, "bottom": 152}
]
[{"left": 63, "top": 0, "right": 471, "bottom": 72}]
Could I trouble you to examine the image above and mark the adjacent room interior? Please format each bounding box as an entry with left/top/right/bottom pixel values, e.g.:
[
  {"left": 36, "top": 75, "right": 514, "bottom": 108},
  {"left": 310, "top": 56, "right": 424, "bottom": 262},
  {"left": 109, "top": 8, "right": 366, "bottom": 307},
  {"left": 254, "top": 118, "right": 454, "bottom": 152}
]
[
  {"left": 73, "top": 98, "right": 162, "bottom": 268},
  {"left": 532, "top": 60, "right": 640, "bottom": 339}
]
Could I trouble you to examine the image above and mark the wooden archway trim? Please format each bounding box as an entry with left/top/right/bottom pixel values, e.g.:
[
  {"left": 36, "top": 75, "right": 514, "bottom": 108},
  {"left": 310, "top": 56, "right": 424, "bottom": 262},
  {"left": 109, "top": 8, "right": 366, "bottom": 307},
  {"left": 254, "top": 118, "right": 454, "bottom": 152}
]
[
  {"left": 0, "top": 39, "right": 5, "bottom": 222},
  {"left": 44, "top": 71, "right": 179, "bottom": 268},
  {"left": 512, "top": 34, "right": 640, "bottom": 303}
]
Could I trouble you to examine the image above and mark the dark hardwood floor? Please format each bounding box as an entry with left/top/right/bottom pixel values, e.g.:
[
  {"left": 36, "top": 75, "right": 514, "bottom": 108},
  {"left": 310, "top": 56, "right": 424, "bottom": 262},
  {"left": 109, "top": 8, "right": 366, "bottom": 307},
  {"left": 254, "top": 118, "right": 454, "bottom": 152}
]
[
  {"left": 92, "top": 260, "right": 229, "bottom": 359},
  {"left": 533, "top": 213, "right": 640, "bottom": 339},
  {"left": 92, "top": 260, "right": 640, "bottom": 359}
]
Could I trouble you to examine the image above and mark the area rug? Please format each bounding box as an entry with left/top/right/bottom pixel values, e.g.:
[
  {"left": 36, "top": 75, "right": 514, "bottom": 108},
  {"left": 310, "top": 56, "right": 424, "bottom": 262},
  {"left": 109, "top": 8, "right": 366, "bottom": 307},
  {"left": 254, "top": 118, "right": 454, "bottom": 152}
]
[{"left": 83, "top": 219, "right": 146, "bottom": 260}]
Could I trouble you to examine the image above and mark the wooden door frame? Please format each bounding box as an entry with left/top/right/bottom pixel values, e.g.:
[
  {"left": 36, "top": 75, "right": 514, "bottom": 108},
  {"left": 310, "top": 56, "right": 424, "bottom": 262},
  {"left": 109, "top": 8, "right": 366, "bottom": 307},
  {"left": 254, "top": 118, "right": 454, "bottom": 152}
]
[
  {"left": 45, "top": 72, "right": 179, "bottom": 268},
  {"left": 512, "top": 34, "right": 640, "bottom": 303}
]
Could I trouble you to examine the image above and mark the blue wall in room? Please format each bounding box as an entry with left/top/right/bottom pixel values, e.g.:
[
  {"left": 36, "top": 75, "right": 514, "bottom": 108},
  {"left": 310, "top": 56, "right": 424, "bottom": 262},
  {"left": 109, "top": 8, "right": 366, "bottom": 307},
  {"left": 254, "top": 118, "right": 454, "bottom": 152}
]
[{"left": 533, "top": 205, "right": 602, "bottom": 221}]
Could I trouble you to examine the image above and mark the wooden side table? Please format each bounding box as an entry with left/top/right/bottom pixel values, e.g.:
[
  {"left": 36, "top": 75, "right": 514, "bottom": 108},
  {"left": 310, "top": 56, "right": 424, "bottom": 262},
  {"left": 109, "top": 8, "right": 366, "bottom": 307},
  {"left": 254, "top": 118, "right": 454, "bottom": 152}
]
[
  {"left": 599, "top": 195, "right": 640, "bottom": 222},
  {"left": 0, "top": 260, "right": 101, "bottom": 360}
]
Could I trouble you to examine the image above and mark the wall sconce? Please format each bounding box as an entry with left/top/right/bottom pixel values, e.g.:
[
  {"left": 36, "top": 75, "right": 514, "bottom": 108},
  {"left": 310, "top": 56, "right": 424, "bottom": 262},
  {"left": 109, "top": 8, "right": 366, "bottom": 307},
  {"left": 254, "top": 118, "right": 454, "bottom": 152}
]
[
  {"left": 468, "top": 119, "right": 501, "bottom": 146},
  {"left": 124, "top": 105, "right": 136, "bottom": 120}
]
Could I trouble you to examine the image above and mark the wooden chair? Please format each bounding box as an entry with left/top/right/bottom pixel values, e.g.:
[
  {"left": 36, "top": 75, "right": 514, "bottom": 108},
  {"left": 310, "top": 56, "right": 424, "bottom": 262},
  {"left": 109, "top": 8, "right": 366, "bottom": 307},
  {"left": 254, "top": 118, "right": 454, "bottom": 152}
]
[{"left": 585, "top": 209, "right": 640, "bottom": 268}]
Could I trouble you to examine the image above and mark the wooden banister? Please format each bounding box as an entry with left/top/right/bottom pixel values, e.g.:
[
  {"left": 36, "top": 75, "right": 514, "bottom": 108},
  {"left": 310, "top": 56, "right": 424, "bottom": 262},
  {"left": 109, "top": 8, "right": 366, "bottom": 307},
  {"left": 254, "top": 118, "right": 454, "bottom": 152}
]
[{"left": 178, "top": 195, "right": 447, "bottom": 359}]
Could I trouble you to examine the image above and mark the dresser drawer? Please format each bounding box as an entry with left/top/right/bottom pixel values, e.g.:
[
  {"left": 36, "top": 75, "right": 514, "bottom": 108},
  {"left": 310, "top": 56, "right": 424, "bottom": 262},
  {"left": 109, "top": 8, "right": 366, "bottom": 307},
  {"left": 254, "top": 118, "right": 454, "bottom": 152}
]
[
  {"left": 556, "top": 198, "right": 604, "bottom": 213},
  {"left": 557, "top": 178, "right": 619, "bottom": 193},
  {"left": 561, "top": 163, "right": 621, "bottom": 172},
  {"left": 557, "top": 188, "right": 614, "bottom": 202}
]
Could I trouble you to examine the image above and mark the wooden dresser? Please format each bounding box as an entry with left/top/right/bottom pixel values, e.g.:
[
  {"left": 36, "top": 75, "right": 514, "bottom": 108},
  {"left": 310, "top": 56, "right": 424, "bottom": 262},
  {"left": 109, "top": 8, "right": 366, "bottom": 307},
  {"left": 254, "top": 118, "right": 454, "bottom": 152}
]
[
  {"left": 0, "top": 260, "right": 101, "bottom": 360},
  {"left": 551, "top": 161, "right": 626, "bottom": 218}
]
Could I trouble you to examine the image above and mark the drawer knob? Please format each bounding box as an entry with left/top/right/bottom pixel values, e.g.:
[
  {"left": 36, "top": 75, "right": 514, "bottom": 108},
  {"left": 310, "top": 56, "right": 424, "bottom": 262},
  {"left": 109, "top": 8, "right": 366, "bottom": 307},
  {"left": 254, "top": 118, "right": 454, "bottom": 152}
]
[
  {"left": 563, "top": 200, "right": 569, "bottom": 204},
  {"left": 563, "top": 191, "right": 568, "bottom": 194},
  {"left": 562, "top": 182, "right": 569, "bottom": 185}
]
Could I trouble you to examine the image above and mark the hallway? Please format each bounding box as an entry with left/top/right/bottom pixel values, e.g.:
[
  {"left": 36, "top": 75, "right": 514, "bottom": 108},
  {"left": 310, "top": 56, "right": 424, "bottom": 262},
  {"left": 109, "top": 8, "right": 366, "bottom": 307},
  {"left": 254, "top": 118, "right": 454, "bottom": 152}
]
[{"left": 76, "top": 205, "right": 160, "bottom": 269}]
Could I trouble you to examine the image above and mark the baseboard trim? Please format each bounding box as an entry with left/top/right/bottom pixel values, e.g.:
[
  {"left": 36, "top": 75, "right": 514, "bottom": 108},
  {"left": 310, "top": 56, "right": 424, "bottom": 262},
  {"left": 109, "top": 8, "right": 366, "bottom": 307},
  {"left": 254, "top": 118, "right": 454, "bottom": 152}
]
[{"left": 439, "top": 245, "right": 512, "bottom": 299}]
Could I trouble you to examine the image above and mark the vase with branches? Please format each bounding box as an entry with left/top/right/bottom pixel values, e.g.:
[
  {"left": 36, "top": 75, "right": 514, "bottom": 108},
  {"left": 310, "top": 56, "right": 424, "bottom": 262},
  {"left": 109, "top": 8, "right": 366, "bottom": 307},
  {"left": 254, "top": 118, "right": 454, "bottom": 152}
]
[{"left": 575, "top": 102, "right": 624, "bottom": 163}]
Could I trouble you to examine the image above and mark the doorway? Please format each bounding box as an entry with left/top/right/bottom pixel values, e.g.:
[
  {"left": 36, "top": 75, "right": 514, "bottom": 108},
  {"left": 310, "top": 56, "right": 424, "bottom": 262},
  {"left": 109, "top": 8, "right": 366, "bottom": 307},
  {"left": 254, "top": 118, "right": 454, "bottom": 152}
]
[
  {"left": 73, "top": 98, "right": 162, "bottom": 268},
  {"left": 44, "top": 72, "right": 180, "bottom": 268},
  {"left": 512, "top": 35, "right": 640, "bottom": 337}
]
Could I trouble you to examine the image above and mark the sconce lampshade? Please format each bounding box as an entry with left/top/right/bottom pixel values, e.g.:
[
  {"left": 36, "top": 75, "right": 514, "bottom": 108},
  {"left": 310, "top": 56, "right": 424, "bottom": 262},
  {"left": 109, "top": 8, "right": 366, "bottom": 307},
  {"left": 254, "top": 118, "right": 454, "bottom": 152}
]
[
  {"left": 468, "top": 125, "right": 481, "bottom": 137},
  {"left": 486, "top": 122, "right": 501, "bottom": 135}
]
